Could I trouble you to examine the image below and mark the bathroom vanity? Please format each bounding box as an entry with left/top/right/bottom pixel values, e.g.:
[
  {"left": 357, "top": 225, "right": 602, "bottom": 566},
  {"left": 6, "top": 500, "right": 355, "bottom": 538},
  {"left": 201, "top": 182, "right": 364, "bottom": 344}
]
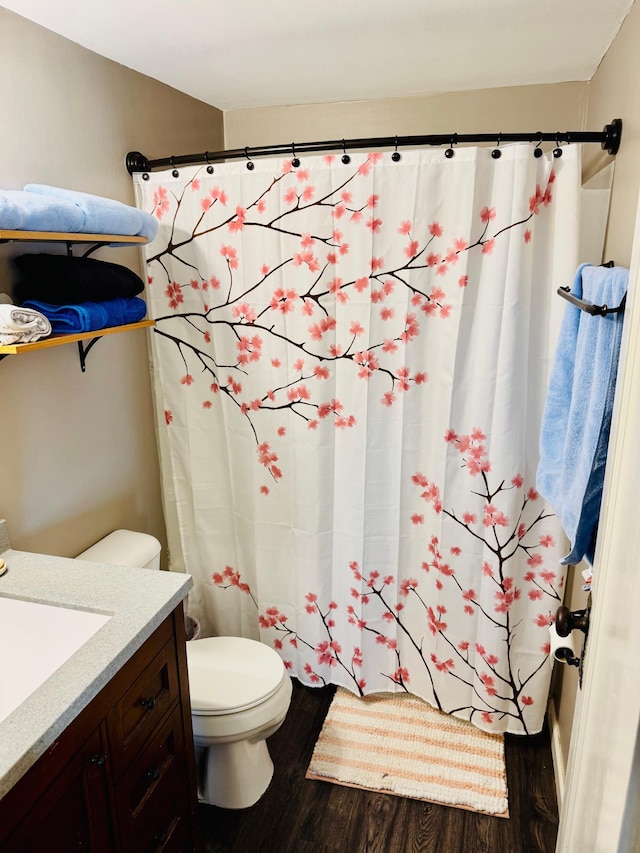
[{"left": 0, "top": 530, "right": 202, "bottom": 852}]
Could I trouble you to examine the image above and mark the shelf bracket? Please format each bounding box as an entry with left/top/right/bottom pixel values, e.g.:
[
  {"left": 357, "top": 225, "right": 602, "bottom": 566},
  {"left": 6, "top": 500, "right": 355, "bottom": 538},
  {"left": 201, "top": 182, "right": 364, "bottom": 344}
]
[
  {"left": 77, "top": 337, "right": 101, "bottom": 372},
  {"left": 67, "top": 242, "right": 101, "bottom": 257},
  {"left": 81, "top": 243, "right": 103, "bottom": 258}
]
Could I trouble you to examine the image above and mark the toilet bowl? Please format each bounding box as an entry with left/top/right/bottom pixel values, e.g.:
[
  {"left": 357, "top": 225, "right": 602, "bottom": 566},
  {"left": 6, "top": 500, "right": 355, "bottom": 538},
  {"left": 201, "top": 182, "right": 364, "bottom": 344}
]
[
  {"left": 76, "top": 530, "right": 292, "bottom": 809},
  {"left": 187, "top": 636, "right": 293, "bottom": 808}
]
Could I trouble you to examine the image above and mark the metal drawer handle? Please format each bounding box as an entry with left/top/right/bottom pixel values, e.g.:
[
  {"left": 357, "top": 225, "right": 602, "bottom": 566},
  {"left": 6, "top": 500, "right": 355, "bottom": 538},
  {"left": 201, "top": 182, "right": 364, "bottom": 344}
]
[
  {"left": 139, "top": 696, "right": 156, "bottom": 711},
  {"left": 154, "top": 830, "right": 168, "bottom": 846},
  {"left": 145, "top": 766, "right": 161, "bottom": 782},
  {"left": 90, "top": 753, "right": 108, "bottom": 767}
]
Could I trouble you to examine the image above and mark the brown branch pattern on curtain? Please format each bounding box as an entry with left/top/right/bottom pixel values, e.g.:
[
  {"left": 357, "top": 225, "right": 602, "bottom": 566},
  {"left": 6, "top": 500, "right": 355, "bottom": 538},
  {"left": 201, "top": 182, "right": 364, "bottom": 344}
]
[{"left": 136, "top": 149, "right": 572, "bottom": 735}]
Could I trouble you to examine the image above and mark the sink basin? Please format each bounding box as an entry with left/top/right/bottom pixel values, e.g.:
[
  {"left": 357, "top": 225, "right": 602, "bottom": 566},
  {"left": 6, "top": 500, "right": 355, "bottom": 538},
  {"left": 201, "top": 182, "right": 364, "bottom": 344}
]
[{"left": 0, "top": 596, "right": 111, "bottom": 724}]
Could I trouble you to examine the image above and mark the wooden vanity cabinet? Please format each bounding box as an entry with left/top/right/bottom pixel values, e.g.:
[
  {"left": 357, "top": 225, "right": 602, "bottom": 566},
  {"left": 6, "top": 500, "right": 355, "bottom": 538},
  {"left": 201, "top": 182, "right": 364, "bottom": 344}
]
[
  {"left": 0, "top": 724, "right": 114, "bottom": 852},
  {"left": 0, "top": 603, "right": 202, "bottom": 852}
]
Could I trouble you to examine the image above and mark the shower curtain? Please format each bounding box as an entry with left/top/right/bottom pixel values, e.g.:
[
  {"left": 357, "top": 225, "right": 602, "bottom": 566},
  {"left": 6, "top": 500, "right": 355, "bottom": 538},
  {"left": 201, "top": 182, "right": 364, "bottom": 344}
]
[{"left": 134, "top": 144, "right": 580, "bottom": 735}]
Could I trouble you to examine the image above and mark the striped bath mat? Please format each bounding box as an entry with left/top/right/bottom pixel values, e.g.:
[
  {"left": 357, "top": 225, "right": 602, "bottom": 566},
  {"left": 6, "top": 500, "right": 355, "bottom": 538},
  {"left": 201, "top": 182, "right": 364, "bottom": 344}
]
[{"left": 306, "top": 688, "right": 508, "bottom": 817}]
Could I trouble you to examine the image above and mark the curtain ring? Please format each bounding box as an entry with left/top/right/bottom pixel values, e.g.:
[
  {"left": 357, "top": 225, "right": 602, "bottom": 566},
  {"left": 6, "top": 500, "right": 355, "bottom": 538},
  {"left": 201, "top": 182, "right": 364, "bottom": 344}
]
[
  {"left": 445, "top": 133, "right": 457, "bottom": 159},
  {"left": 170, "top": 155, "right": 179, "bottom": 177},
  {"left": 291, "top": 142, "right": 300, "bottom": 168},
  {"left": 245, "top": 147, "right": 255, "bottom": 170},
  {"left": 491, "top": 133, "right": 502, "bottom": 160},
  {"left": 392, "top": 136, "right": 401, "bottom": 162},
  {"left": 205, "top": 151, "right": 214, "bottom": 174},
  {"left": 533, "top": 132, "right": 544, "bottom": 159},
  {"left": 341, "top": 139, "right": 351, "bottom": 165},
  {"left": 553, "top": 133, "right": 563, "bottom": 159}
]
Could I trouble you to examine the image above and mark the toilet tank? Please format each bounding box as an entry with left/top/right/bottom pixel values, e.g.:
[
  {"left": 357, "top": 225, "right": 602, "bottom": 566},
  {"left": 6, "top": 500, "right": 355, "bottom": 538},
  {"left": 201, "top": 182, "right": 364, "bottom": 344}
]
[{"left": 76, "top": 529, "right": 162, "bottom": 570}]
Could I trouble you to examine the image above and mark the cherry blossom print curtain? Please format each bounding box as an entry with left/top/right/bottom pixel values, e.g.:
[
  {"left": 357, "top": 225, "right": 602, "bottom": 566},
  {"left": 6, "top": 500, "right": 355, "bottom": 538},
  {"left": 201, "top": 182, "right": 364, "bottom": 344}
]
[{"left": 133, "top": 144, "right": 580, "bottom": 735}]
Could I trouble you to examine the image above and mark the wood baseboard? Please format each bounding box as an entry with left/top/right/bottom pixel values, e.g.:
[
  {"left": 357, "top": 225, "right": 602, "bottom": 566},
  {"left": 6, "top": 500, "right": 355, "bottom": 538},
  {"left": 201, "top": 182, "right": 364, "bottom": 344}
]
[{"left": 548, "top": 698, "right": 565, "bottom": 811}]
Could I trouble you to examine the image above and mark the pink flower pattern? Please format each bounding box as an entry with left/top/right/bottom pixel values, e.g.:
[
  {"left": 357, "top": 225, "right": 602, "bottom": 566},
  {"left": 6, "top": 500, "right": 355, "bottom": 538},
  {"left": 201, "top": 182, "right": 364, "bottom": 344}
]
[
  {"left": 210, "top": 427, "right": 560, "bottom": 732},
  {"left": 142, "top": 152, "right": 563, "bottom": 735}
]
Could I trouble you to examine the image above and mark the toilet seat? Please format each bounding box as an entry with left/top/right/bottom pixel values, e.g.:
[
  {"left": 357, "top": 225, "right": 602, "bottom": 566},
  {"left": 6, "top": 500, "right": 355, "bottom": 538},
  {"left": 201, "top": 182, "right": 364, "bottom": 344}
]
[{"left": 186, "top": 636, "right": 286, "bottom": 715}]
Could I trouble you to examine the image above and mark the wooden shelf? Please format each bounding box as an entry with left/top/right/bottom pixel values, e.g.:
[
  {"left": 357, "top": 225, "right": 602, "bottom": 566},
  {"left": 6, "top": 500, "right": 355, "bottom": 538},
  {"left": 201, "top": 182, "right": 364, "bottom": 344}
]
[
  {"left": 0, "top": 320, "right": 154, "bottom": 356},
  {"left": 0, "top": 229, "right": 153, "bottom": 370},
  {"left": 0, "top": 230, "right": 147, "bottom": 244}
]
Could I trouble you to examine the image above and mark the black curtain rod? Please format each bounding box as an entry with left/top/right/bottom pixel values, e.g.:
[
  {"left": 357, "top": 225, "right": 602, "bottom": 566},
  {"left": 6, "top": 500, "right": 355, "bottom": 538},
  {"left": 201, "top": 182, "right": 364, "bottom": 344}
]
[{"left": 126, "top": 118, "right": 622, "bottom": 174}]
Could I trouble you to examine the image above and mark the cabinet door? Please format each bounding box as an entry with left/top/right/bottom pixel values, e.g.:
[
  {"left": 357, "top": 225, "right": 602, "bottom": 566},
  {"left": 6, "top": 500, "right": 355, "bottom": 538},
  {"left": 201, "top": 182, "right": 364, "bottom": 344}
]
[{"left": 3, "top": 726, "right": 114, "bottom": 852}]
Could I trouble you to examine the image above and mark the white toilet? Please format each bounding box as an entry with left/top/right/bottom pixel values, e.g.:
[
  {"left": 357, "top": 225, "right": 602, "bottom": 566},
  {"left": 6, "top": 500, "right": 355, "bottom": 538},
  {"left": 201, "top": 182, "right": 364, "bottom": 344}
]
[{"left": 77, "top": 529, "right": 293, "bottom": 809}]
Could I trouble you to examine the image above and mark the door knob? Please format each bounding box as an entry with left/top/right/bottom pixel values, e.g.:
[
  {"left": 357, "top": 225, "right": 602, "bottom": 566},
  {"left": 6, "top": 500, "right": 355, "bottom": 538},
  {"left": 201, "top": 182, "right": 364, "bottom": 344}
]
[
  {"left": 553, "top": 594, "right": 592, "bottom": 687},
  {"left": 555, "top": 604, "right": 590, "bottom": 637}
]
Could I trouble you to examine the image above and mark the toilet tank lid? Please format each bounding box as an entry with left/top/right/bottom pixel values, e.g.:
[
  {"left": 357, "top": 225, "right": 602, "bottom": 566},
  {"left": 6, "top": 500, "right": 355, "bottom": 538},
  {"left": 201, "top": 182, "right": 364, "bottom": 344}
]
[{"left": 76, "top": 529, "right": 161, "bottom": 568}]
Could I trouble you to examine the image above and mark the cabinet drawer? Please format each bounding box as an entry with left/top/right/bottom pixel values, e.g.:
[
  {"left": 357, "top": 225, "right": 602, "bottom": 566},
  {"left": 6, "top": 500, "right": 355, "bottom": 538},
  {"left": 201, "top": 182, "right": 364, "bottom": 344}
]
[
  {"left": 137, "top": 789, "right": 191, "bottom": 853},
  {"left": 148, "top": 817, "right": 190, "bottom": 853},
  {"left": 107, "top": 639, "right": 180, "bottom": 777},
  {"left": 116, "top": 706, "right": 187, "bottom": 849}
]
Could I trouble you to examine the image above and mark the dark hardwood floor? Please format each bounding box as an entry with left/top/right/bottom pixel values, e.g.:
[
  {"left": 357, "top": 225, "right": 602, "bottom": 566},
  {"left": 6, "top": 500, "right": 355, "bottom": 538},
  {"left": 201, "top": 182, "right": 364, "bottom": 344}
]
[{"left": 198, "top": 680, "right": 559, "bottom": 853}]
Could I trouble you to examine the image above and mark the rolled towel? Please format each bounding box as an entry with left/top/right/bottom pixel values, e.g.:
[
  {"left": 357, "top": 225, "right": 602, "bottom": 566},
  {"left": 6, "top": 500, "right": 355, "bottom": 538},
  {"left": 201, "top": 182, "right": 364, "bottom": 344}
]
[
  {"left": 22, "top": 297, "right": 147, "bottom": 333},
  {"left": 24, "top": 184, "right": 158, "bottom": 241},
  {"left": 14, "top": 254, "right": 145, "bottom": 304},
  {"left": 0, "top": 303, "right": 51, "bottom": 345},
  {"left": 0, "top": 190, "right": 84, "bottom": 233}
]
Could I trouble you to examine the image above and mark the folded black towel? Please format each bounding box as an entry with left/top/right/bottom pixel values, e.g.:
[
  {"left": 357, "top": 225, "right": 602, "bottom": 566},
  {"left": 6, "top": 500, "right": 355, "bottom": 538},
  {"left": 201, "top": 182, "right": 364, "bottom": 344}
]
[{"left": 13, "top": 253, "right": 145, "bottom": 305}]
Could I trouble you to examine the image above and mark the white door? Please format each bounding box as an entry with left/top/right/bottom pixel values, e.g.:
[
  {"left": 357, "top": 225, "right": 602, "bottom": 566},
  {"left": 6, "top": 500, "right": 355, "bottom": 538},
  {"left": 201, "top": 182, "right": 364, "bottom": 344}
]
[{"left": 557, "top": 195, "right": 640, "bottom": 852}]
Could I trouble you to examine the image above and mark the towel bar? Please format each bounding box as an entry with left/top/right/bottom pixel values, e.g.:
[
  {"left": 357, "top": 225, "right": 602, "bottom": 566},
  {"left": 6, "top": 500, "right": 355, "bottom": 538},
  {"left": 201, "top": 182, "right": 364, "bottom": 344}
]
[{"left": 557, "top": 286, "right": 626, "bottom": 317}]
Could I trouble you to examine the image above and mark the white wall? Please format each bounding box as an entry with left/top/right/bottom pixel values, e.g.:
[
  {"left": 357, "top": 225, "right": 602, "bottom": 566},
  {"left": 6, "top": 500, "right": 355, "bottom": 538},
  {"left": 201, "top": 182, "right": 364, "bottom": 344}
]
[
  {"left": 0, "top": 8, "right": 223, "bottom": 560},
  {"left": 585, "top": 0, "right": 640, "bottom": 269},
  {"left": 224, "top": 82, "right": 588, "bottom": 152}
]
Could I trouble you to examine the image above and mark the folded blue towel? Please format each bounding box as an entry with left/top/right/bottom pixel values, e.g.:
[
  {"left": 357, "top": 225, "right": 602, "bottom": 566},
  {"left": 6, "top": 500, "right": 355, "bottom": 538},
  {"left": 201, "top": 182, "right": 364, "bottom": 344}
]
[
  {"left": 0, "top": 190, "right": 84, "bottom": 232},
  {"left": 23, "top": 184, "right": 158, "bottom": 241},
  {"left": 537, "top": 263, "right": 628, "bottom": 565},
  {"left": 22, "top": 297, "right": 147, "bottom": 333}
]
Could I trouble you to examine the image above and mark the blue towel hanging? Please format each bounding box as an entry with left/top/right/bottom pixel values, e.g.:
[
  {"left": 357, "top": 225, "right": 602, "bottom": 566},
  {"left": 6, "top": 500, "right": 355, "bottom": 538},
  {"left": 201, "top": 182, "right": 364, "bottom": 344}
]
[{"left": 537, "top": 262, "right": 628, "bottom": 565}]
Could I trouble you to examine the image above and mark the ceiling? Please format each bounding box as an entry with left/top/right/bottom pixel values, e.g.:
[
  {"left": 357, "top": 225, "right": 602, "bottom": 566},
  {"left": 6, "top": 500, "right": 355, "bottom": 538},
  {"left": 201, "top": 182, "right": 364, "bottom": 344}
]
[{"left": 1, "top": 0, "right": 635, "bottom": 111}]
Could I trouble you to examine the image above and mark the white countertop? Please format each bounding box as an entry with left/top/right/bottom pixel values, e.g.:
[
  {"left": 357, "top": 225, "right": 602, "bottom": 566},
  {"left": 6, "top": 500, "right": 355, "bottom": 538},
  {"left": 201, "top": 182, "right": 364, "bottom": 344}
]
[{"left": 0, "top": 536, "right": 192, "bottom": 799}]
